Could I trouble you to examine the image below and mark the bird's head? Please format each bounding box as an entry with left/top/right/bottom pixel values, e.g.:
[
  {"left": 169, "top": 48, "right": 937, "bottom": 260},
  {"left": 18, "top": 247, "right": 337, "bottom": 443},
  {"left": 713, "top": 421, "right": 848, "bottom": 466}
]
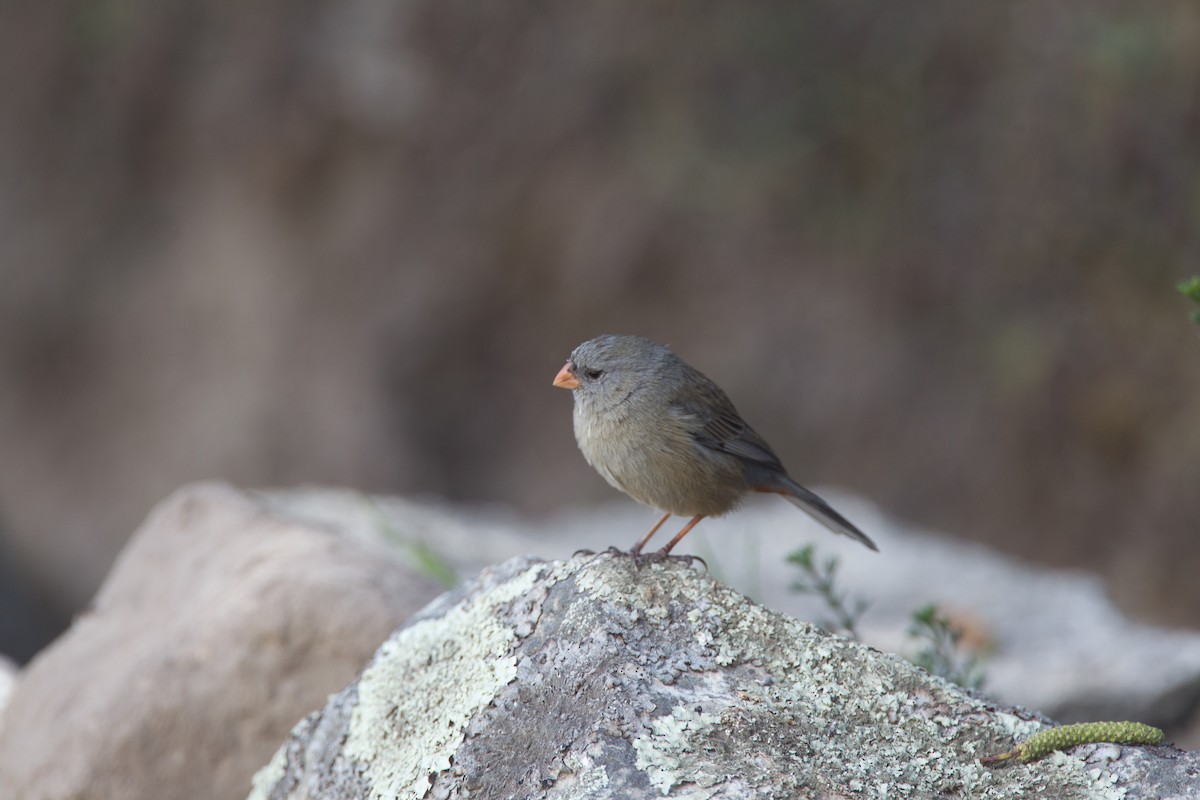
[{"left": 553, "top": 334, "right": 672, "bottom": 412}]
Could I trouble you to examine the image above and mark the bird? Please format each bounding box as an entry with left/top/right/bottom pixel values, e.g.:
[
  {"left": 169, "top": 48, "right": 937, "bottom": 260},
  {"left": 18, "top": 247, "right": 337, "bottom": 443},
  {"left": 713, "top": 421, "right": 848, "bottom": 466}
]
[{"left": 553, "top": 334, "right": 877, "bottom": 556}]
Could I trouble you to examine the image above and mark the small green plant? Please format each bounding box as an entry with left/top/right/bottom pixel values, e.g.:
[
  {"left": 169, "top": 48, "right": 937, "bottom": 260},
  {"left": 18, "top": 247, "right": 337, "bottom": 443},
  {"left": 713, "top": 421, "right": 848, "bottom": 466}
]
[
  {"left": 907, "top": 604, "right": 987, "bottom": 689},
  {"left": 1179, "top": 276, "right": 1200, "bottom": 324},
  {"left": 786, "top": 544, "right": 870, "bottom": 639},
  {"left": 363, "top": 495, "right": 459, "bottom": 588},
  {"left": 786, "top": 546, "right": 988, "bottom": 688}
]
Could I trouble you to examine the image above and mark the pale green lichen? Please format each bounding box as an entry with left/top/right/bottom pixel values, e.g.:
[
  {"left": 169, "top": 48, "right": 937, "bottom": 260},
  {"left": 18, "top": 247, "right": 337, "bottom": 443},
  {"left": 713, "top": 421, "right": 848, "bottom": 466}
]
[
  {"left": 993, "top": 710, "right": 1049, "bottom": 743},
  {"left": 561, "top": 749, "right": 611, "bottom": 794},
  {"left": 342, "top": 562, "right": 550, "bottom": 800},
  {"left": 633, "top": 704, "right": 725, "bottom": 795}
]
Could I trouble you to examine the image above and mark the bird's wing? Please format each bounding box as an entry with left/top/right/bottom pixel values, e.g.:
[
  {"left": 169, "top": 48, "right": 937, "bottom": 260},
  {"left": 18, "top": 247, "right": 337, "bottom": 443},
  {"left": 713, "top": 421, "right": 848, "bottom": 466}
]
[{"left": 673, "top": 400, "right": 786, "bottom": 470}]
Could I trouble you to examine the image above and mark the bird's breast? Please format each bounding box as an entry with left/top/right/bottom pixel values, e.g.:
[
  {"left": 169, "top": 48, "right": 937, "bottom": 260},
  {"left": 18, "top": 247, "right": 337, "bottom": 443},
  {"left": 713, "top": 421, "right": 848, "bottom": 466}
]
[{"left": 573, "top": 400, "right": 745, "bottom": 516}]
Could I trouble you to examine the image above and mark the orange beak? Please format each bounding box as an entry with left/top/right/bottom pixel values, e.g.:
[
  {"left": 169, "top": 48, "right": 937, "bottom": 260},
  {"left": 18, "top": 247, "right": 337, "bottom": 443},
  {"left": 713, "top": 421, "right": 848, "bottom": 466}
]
[{"left": 553, "top": 361, "right": 580, "bottom": 389}]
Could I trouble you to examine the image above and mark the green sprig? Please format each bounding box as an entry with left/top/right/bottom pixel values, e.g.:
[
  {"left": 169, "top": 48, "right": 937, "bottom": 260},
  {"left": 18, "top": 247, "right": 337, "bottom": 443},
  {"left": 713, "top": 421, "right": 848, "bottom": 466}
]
[
  {"left": 786, "top": 544, "right": 869, "bottom": 640},
  {"left": 982, "top": 721, "right": 1164, "bottom": 765},
  {"left": 906, "top": 604, "right": 987, "bottom": 689}
]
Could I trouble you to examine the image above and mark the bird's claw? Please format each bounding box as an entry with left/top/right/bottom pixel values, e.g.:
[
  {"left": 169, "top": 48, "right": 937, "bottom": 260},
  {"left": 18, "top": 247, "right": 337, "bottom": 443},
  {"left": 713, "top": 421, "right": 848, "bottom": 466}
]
[{"left": 572, "top": 545, "right": 625, "bottom": 559}]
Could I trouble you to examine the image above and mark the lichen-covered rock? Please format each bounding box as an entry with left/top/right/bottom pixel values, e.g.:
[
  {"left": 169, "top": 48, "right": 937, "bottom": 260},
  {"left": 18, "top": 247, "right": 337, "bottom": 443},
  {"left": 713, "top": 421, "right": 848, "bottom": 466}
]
[
  {"left": 250, "top": 554, "right": 1196, "bottom": 799},
  {"left": 265, "top": 488, "right": 1200, "bottom": 736}
]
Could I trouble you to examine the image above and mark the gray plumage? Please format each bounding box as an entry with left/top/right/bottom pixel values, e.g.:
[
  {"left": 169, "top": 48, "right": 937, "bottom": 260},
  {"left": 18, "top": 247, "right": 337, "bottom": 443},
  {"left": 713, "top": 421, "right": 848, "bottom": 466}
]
[{"left": 557, "top": 334, "right": 877, "bottom": 552}]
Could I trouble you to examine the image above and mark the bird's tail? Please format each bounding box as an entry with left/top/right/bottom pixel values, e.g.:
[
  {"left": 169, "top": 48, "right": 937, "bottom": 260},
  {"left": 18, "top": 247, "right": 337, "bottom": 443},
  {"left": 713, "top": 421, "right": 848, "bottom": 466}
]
[{"left": 752, "top": 470, "right": 878, "bottom": 551}]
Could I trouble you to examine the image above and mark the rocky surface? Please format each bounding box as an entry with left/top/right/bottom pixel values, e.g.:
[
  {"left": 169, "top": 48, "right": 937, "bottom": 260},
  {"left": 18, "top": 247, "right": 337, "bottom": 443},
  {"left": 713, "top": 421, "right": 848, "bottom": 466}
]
[
  {"left": 265, "top": 487, "right": 1200, "bottom": 740},
  {"left": 0, "top": 484, "right": 444, "bottom": 800},
  {"left": 3, "top": 483, "right": 1197, "bottom": 799},
  {"left": 249, "top": 553, "right": 1197, "bottom": 800}
]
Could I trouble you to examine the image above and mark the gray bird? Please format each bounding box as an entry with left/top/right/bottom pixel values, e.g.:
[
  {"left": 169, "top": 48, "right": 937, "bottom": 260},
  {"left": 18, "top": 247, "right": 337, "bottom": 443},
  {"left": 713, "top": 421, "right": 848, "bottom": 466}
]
[{"left": 553, "top": 334, "right": 877, "bottom": 555}]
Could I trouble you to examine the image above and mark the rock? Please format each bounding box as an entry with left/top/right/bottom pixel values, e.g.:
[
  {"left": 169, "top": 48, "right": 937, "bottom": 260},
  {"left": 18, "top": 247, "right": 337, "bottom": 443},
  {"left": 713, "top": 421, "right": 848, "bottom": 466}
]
[
  {"left": 262, "top": 488, "right": 1200, "bottom": 737},
  {"left": 0, "top": 483, "right": 443, "bottom": 800},
  {"left": 250, "top": 553, "right": 1196, "bottom": 800},
  {"left": 0, "top": 653, "right": 16, "bottom": 725}
]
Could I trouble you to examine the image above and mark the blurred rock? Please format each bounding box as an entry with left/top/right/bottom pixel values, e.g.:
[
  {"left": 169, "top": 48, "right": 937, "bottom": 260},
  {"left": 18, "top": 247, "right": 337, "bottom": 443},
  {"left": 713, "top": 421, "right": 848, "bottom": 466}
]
[
  {"left": 0, "top": 654, "right": 15, "bottom": 725},
  {"left": 0, "top": 483, "right": 443, "bottom": 800},
  {"left": 250, "top": 553, "right": 1194, "bottom": 800}
]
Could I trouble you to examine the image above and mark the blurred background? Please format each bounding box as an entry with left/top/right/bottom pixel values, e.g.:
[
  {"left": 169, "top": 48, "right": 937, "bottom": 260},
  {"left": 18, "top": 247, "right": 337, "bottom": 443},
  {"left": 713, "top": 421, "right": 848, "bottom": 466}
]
[{"left": 1, "top": 1, "right": 1198, "bottom": 662}]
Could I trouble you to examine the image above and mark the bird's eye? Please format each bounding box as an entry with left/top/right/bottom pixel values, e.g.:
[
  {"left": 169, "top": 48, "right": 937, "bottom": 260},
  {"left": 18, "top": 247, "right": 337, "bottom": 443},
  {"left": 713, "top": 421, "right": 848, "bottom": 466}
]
[{"left": 584, "top": 368, "right": 604, "bottom": 381}]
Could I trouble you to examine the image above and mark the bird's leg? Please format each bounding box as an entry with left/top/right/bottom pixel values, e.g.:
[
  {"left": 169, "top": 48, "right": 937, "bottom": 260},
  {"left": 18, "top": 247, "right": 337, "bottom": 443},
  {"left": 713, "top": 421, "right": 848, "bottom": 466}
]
[
  {"left": 630, "top": 512, "right": 672, "bottom": 555},
  {"left": 656, "top": 514, "right": 706, "bottom": 555}
]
